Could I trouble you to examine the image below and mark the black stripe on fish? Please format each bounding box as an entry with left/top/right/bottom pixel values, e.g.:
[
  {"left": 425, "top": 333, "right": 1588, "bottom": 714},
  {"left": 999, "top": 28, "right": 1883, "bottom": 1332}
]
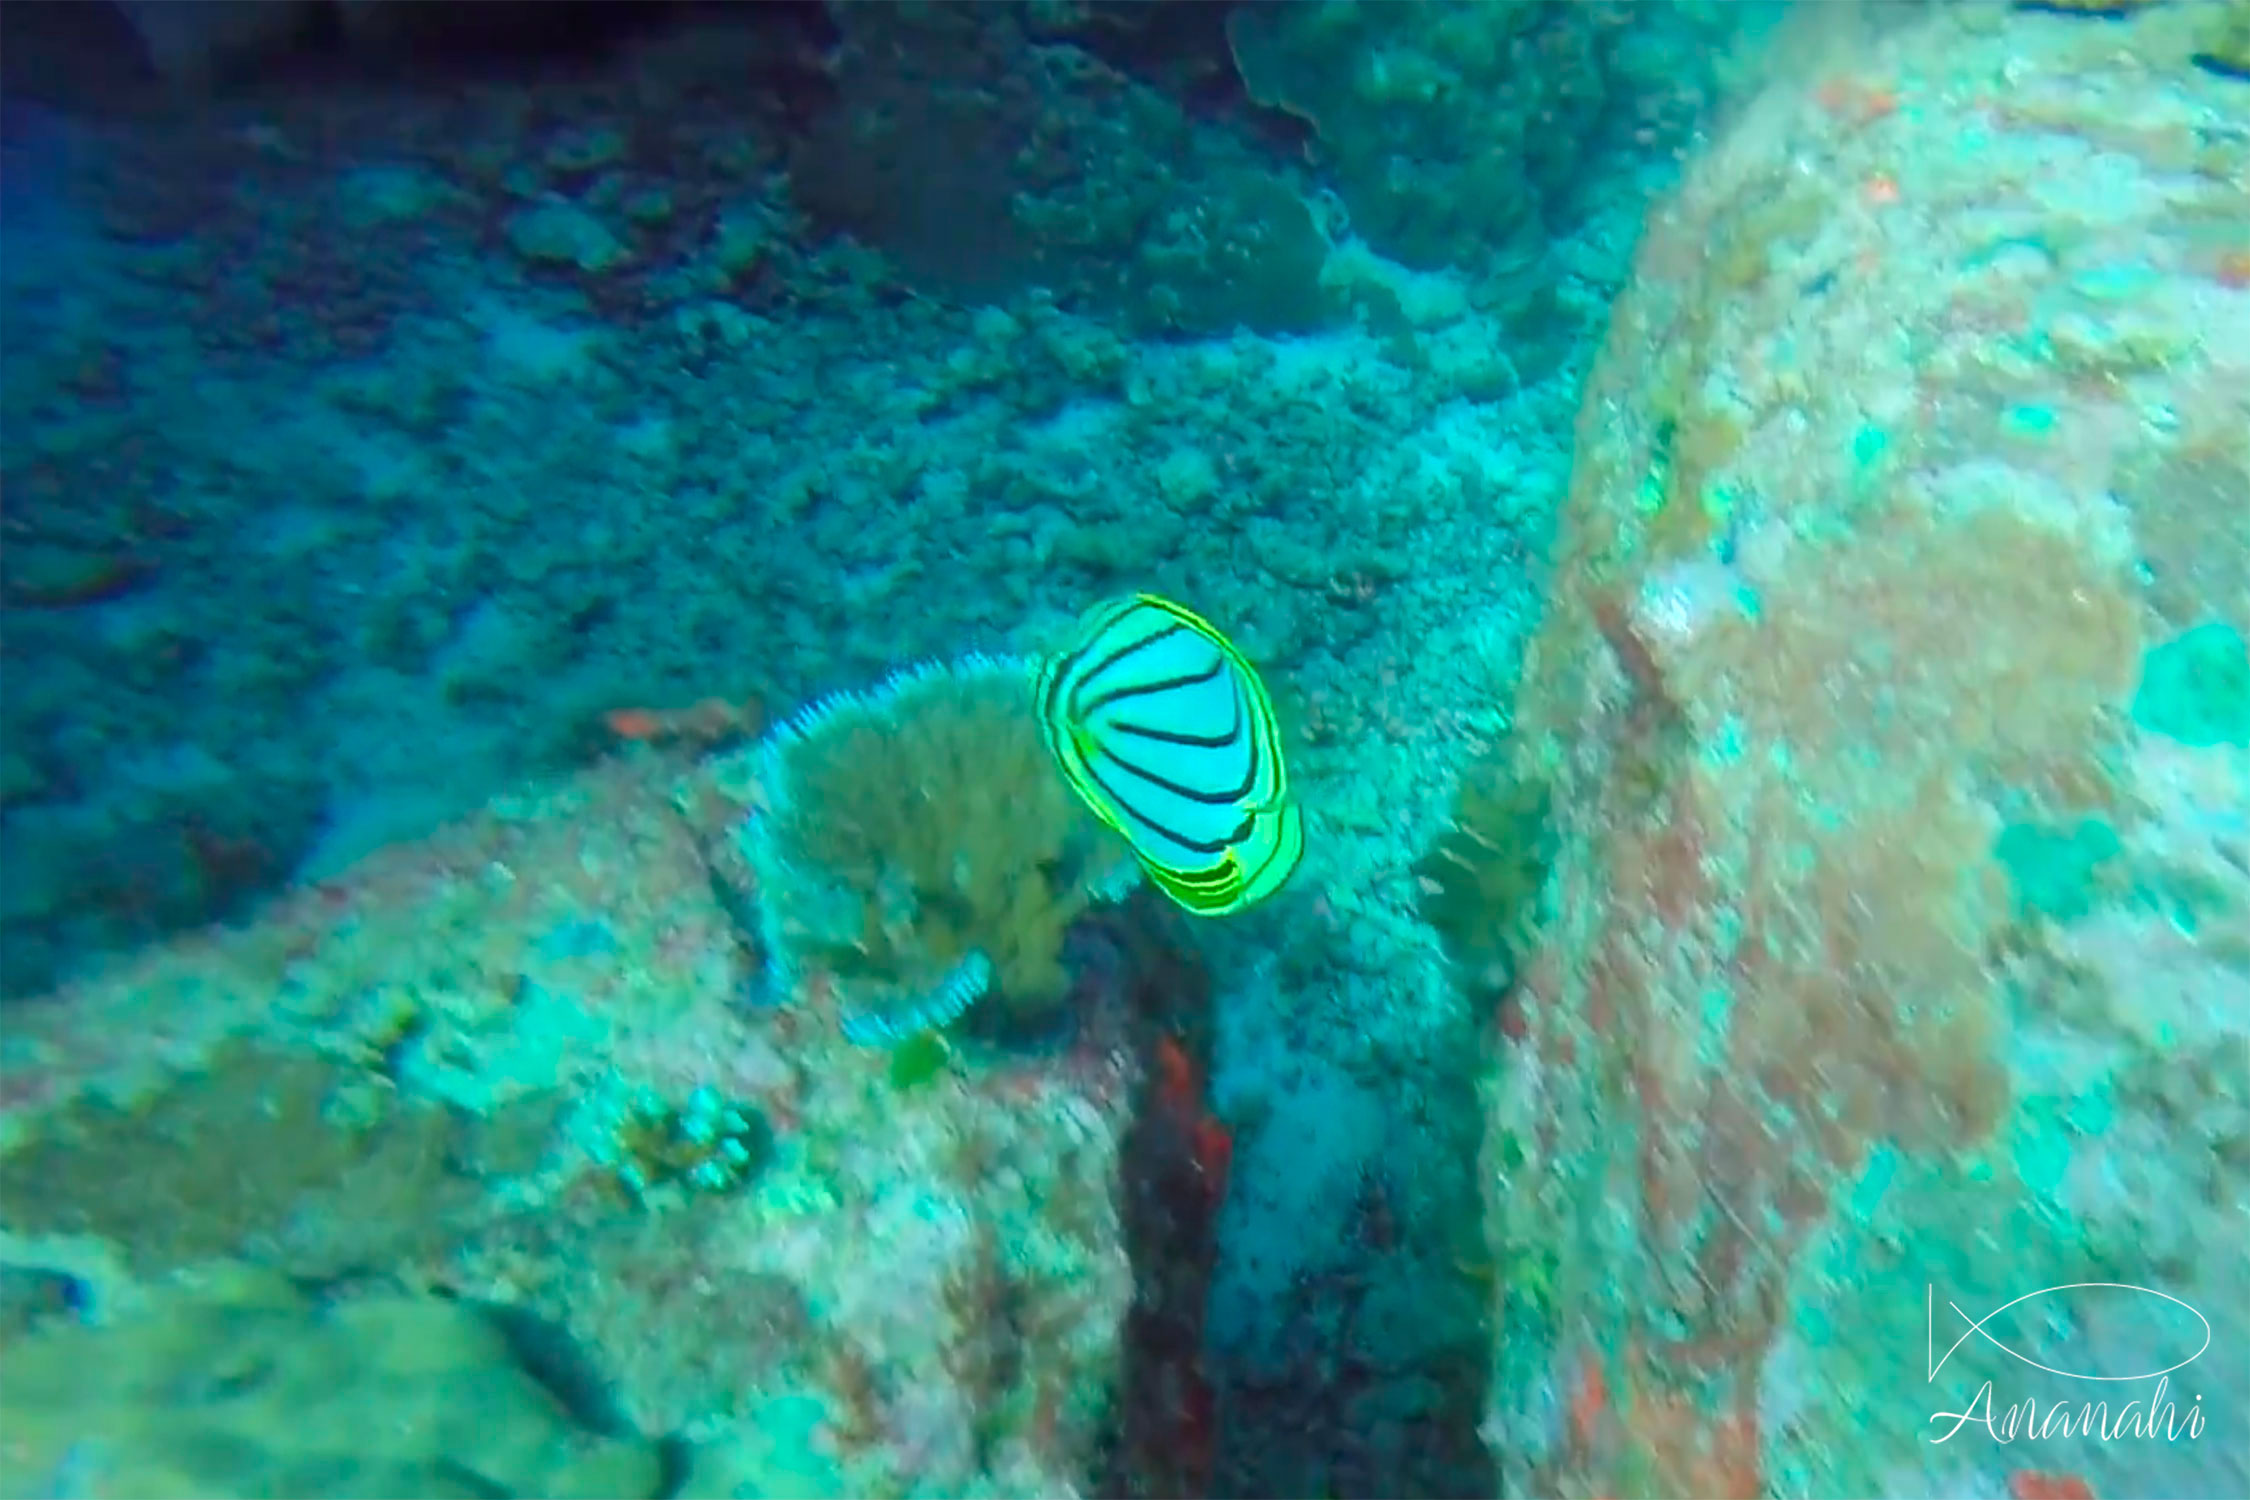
[
  {"left": 1078, "top": 657, "right": 1228, "bottom": 717},
  {"left": 1098, "top": 676, "right": 1260, "bottom": 804},
  {"left": 1078, "top": 749, "right": 1252, "bottom": 858},
  {"left": 1111, "top": 665, "right": 1248, "bottom": 745},
  {"left": 1098, "top": 736, "right": 1259, "bottom": 811},
  {"left": 1035, "top": 599, "right": 1124, "bottom": 726},
  {"left": 1068, "top": 623, "right": 1208, "bottom": 719},
  {"left": 1099, "top": 693, "right": 1263, "bottom": 809},
  {"left": 1106, "top": 670, "right": 1249, "bottom": 749},
  {"left": 1059, "top": 601, "right": 1171, "bottom": 678},
  {"left": 1039, "top": 602, "right": 1149, "bottom": 725}
]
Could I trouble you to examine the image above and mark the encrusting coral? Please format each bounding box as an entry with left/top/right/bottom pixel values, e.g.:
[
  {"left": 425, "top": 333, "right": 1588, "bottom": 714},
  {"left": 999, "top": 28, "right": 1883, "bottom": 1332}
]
[{"left": 0, "top": 745, "right": 1154, "bottom": 1496}]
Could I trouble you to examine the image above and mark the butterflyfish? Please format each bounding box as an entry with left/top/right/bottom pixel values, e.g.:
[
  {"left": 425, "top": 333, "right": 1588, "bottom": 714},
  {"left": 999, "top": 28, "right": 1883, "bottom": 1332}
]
[{"left": 1035, "top": 592, "right": 1303, "bottom": 916}]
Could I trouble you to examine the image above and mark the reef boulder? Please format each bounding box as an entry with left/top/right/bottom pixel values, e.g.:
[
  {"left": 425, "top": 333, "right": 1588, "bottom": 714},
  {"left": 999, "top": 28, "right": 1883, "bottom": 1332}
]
[
  {"left": 0, "top": 751, "right": 1140, "bottom": 1497},
  {"left": 1481, "top": 4, "right": 2249, "bottom": 1498}
]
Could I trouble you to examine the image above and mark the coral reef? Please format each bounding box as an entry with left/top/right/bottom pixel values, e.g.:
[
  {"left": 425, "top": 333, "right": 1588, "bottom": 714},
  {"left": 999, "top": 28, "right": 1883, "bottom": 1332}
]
[
  {"left": 0, "top": 750, "right": 1145, "bottom": 1495},
  {"left": 1224, "top": 0, "right": 1771, "bottom": 273},
  {"left": 0, "top": 0, "right": 1802, "bottom": 1490},
  {"left": 1, "top": 1262, "right": 667, "bottom": 1497},
  {"left": 1478, "top": 3, "right": 2250, "bottom": 1498},
  {"left": 792, "top": 3, "right": 1342, "bottom": 336}
]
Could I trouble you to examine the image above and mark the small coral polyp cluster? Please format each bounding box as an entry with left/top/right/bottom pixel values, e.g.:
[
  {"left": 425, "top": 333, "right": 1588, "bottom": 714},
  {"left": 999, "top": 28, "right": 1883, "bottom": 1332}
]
[{"left": 582, "top": 1082, "right": 773, "bottom": 1205}]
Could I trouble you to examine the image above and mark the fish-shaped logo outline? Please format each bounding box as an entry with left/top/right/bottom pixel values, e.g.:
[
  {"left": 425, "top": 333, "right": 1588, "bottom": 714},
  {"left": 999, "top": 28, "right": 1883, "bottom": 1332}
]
[{"left": 1926, "top": 1281, "right": 2212, "bottom": 1384}]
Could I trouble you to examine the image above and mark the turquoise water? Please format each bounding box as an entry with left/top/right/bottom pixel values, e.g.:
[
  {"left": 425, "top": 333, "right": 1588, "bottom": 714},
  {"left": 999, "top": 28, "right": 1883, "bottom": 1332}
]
[{"left": 2, "top": 3, "right": 2245, "bottom": 1498}]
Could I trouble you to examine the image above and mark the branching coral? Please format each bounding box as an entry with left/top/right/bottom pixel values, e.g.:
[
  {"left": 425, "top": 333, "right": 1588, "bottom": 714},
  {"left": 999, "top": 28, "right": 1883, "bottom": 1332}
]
[{"left": 744, "top": 655, "right": 1137, "bottom": 1045}]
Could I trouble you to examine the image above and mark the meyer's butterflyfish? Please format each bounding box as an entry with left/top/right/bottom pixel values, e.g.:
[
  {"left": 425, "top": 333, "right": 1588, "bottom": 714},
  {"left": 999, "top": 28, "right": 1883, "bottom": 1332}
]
[{"left": 1035, "top": 592, "right": 1303, "bottom": 916}]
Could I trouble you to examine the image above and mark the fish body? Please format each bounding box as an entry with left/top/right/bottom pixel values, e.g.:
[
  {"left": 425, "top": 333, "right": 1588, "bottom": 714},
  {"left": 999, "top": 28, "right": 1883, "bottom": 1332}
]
[{"left": 1035, "top": 593, "right": 1302, "bottom": 916}]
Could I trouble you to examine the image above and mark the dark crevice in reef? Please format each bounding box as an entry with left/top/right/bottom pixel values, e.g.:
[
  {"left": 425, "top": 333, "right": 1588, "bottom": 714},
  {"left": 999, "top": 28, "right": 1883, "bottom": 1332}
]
[
  {"left": 1087, "top": 896, "right": 1230, "bottom": 1498},
  {"left": 1092, "top": 892, "right": 1495, "bottom": 1499},
  {"left": 1203, "top": 1044, "right": 1497, "bottom": 1500}
]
